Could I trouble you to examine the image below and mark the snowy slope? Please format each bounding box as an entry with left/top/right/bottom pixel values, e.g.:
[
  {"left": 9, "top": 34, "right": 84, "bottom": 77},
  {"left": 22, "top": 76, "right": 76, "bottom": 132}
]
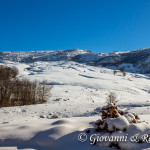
[
  {"left": 0, "top": 60, "right": 150, "bottom": 122},
  {"left": 0, "top": 60, "right": 150, "bottom": 149},
  {"left": 0, "top": 116, "right": 150, "bottom": 150}
]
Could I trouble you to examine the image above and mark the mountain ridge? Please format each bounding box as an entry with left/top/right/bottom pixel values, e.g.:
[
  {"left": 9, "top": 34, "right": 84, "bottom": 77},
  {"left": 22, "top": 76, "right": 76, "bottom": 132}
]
[{"left": 0, "top": 48, "right": 150, "bottom": 73}]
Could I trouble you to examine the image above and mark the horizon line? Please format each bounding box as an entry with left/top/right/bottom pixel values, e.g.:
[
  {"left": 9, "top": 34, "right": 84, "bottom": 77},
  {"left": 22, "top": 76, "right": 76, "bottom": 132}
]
[{"left": 0, "top": 47, "right": 149, "bottom": 53}]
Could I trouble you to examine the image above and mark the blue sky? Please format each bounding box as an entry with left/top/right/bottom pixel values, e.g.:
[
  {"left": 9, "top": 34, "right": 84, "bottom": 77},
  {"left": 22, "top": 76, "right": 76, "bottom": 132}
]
[{"left": 0, "top": 0, "right": 150, "bottom": 53}]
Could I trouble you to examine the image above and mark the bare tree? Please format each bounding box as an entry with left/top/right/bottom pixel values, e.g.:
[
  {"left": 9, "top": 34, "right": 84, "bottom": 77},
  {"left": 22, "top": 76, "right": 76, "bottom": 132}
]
[
  {"left": 0, "top": 65, "right": 52, "bottom": 107},
  {"left": 0, "top": 65, "right": 18, "bottom": 80},
  {"left": 105, "top": 92, "right": 118, "bottom": 105},
  {"left": 37, "top": 80, "right": 53, "bottom": 102}
]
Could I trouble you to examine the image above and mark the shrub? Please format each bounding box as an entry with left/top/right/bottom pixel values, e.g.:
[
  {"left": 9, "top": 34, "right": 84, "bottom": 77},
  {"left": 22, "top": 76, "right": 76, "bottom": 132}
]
[
  {"left": 119, "top": 67, "right": 124, "bottom": 73},
  {"left": 113, "top": 70, "right": 117, "bottom": 75},
  {"left": 119, "top": 67, "right": 126, "bottom": 76},
  {"left": 122, "top": 72, "right": 126, "bottom": 76}
]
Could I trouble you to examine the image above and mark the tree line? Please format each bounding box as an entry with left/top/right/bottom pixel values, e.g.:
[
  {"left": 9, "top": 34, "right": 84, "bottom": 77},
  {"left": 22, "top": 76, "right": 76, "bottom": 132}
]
[{"left": 0, "top": 65, "right": 52, "bottom": 107}]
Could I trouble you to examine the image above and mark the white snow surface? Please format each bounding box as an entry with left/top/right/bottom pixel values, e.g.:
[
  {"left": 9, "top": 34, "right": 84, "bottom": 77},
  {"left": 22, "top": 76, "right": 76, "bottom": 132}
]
[
  {"left": 0, "top": 60, "right": 150, "bottom": 150},
  {"left": 107, "top": 115, "right": 129, "bottom": 131}
]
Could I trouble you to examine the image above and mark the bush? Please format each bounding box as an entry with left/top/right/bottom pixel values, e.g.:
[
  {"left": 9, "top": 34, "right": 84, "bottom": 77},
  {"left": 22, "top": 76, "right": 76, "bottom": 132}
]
[
  {"left": 0, "top": 65, "right": 52, "bottom": 107},
  {"left": 119, "top": 67, "right": 124, "bottom": 73},
  {"left": 119, "top": 67, "right": 126, "bottom": 76},
  {"left": 122, "top": 71, "right": 126, "bottom": 76},
  {"left": 113, "top": 70, "right": 117, "bottom": 75}
]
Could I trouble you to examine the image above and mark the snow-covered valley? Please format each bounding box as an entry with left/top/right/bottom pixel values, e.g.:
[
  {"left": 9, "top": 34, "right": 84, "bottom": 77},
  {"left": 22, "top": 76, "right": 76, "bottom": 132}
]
[{"left": 0, "top": 60, "right": 150, "bottom": 150}]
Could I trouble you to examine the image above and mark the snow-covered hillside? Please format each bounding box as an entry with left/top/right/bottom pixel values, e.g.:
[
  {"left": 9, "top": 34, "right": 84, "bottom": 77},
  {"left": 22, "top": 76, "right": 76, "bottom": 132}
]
[
  {"left": 0, "top": 49, "right": 94, "bottom": 62},
  {"left": 0, "top": 60, "right": 150, "bottom": 150},
  {"left": 1, "top": 48, "right": 150, "bottom": 73}
]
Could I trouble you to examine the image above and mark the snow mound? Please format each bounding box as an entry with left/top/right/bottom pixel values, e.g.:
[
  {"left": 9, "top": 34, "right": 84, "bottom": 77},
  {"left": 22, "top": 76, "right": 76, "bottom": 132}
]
[
  {"left": 0, "top": 117, "right": 99, "bottom": 150},
  {"left": 107, "top": 115, "right": 129, "bottom": 131}
]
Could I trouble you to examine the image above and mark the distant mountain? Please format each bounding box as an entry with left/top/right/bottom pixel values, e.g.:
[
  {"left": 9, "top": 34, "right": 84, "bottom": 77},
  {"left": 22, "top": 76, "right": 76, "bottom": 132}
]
[
  {"left": 94, "top": 48, "right": 150, "bottom": 74},
  {"left": 0, "top": 48, "right": 150, "bottom": 73}
]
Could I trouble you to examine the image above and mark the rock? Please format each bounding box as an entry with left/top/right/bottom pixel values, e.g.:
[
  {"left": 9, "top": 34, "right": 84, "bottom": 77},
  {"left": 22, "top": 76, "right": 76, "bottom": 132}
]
[
  {"left": 86, "top": 129, "right": 91, "bottom": 133},
  {"left": 51, "top": 115, "right": 59, "bottom": 119},
  {"left": 46, "top": 115, "right": 51, "bottom": 119},
  {"left": 40, "top": 115, "right": 46, "bottom": 118}
]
